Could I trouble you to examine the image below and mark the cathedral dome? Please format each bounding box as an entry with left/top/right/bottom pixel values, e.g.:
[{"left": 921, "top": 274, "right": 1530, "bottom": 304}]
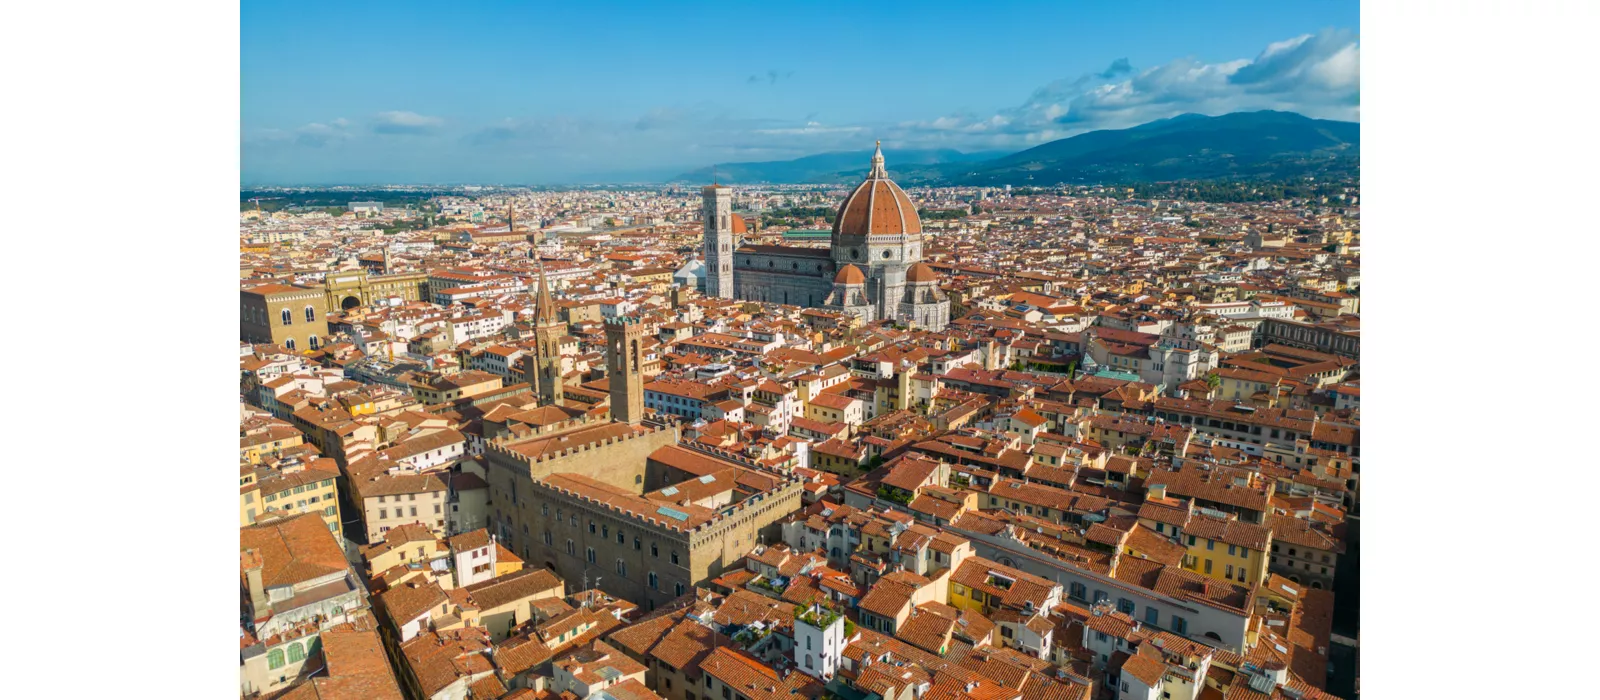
[
  {"left": 834, "top": 264, "right": 866, "bottom": 285},
  {"left": 831, "top": 143, "right": 922, "bottom": 242},
  {"left": 906, "top": 262, "right": 937, "bottom": 283},
  {"left": 731, "top": 213, "right": 748, "bottom": 235}
]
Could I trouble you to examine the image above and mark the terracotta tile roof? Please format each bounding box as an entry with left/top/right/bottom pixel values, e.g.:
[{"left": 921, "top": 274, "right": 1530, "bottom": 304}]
[
  {"left": 240, "top": 512, "right": 349, "bottom": 589},
  {"left": 377, "top": 579, "right": 447, "bottom": 625},
  {"left": 465, "top": 567, "right": 564, "bottom": 611}
]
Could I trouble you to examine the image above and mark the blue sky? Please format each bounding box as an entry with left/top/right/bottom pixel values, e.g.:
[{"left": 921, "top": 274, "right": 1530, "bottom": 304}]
[{"left": 242, "top": 1, "right": 1358, "bottom": 184}]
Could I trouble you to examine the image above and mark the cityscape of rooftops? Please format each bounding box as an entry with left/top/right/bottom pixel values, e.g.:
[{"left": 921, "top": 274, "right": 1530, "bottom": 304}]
[{"left": 238, "top": 3, "right": 1362, "bottom": 700}]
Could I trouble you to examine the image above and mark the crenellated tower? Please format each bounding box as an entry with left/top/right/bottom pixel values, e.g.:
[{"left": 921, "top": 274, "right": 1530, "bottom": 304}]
[{"left": 605, "top": 316, "right": 646, "bottom": 425}]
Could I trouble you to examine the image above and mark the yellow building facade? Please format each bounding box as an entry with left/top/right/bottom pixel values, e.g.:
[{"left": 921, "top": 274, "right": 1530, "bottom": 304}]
[{"left": 252, "top": 463, "right": 343, "bottom": 534}]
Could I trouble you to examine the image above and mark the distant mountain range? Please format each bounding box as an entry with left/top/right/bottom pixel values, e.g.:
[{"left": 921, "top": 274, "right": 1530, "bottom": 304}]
[{"left": 672, "top": 111, "right": 1358, "bottom": 186}]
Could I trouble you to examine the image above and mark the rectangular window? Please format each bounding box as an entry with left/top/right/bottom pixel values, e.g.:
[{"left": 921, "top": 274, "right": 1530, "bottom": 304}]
[
  {"left": 1144, "top": 607, "right": 1159, "bottom": 625},
  {"left": 1170, "top": 616, "right": 1188, "bottom": 635},
  {"left": 1206, "top": 539, "right": 1214, "bottom": 551},
  {"left": 1204, "top": 559, "right": 1213, "bottom": 574},
  {"left": 379, "top": 509, "right": 387, "bottom": 519},
  {"left": 1227, "top": 544, "right": 1237, "bottom": 556}
]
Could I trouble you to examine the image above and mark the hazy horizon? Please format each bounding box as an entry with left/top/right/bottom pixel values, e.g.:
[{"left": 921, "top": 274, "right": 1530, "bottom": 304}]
[{"left": 243, "top": 1, "right": 1359, "bottom": 185}]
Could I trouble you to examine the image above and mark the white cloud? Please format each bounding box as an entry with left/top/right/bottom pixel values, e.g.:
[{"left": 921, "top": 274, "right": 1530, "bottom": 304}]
[
  {"left": 372, "top": 110, "right": 444, "bottom": 134},
  {"left": 892, "top": 29, "right": 1359, "bottom": 149},
  {"left": 753, "top": 121, "right": 866, "bottom": 136}
]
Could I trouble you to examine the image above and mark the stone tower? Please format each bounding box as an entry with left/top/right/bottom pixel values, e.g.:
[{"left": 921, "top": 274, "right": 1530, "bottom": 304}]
[
  {"left": 605, "top": 316, "right": 646, "bottom": 425},
  {"left": 702, "top": 184, "right": 734, "bottom": 299},
  {"left": 525, "top": 259, "right": 565, "bottom": 405}
]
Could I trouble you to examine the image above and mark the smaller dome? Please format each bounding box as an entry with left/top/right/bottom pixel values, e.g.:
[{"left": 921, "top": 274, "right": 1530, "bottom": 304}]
[
  {"left": 834, "top": 264, "right": 866, "bottom": 285},
  {"left": 906, "top": 262, "right": 937, "bottom": 283},
  {"left": 731, "top": 213, "right": 748, "bottom": 235}
]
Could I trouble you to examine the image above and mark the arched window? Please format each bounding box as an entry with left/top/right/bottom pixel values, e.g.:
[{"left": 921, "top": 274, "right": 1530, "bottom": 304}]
[
  {"left": 267, "top": 649, "right": 285, "bottom": 669},
  {"left": 304, "top": 306, "right": 316, "bottom": 322},
  {"left": 287, "top": 642, "right": 305, "bottom": 663},
  {"left": 281, "top": 308, "right": 292, "bottom": 325},
  {"left": 284, "top": 338, "right": 296, "bottom": 351},
  {"left": 308, "top": 335, "right": 320, "bottom": 350}
]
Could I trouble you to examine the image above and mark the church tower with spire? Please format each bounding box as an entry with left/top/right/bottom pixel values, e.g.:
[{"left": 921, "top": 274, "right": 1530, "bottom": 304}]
[{"left": 522, "top": 257, "right": 566, "bottom": 406}]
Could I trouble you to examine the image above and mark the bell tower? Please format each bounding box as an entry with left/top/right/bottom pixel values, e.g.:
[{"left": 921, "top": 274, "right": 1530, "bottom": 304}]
[
  {"left": 526, "top": 258, "right": 565, "bottom": 405},
  {"left": 702, "top": 184, "right": 734, "bottom": 298},
  {"left": 605, "top": 316, "right": 646, "bottom": 425}
]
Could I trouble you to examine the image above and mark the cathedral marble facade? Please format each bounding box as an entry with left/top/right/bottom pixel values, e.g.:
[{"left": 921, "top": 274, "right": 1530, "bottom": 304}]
[{"left": 700, "top": 146, "right": 949, "bottom": 330}]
